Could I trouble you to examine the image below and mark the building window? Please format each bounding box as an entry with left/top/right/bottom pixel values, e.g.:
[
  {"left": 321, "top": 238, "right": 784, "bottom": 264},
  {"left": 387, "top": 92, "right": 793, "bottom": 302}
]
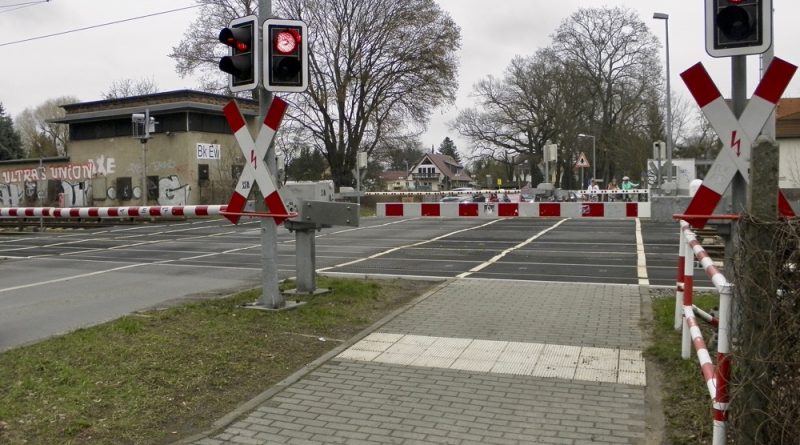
[{"left": 188, "top": 113, "right": 230, "bottom": 134}]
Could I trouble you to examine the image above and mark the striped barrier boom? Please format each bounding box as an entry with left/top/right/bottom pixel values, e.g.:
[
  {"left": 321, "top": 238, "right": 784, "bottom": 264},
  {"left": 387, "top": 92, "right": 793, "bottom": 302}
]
[
  {"left": 377, "top": 201, "right": 649, "bottom": 218},
  {"left": 0, "top": 205, "right": 228, "bottom": 219},
  {"left": 0, "top": 205, "right": 302, "bottom": 221}
]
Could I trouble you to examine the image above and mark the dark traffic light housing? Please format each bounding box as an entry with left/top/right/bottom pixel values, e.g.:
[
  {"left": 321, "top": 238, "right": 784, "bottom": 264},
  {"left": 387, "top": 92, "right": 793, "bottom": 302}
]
[
  {"left": 264, "top": 18, "right": 308, "bottom": 93},
  {"left": 219, "top": 15, "right": 259, "bottom": 92},
  {"left": 705, "top": 0, "right": 772, "bottom": 57}
]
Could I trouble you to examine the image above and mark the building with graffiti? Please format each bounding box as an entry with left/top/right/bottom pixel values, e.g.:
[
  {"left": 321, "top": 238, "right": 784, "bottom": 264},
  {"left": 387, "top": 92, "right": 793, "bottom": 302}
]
[{"left": 0, "top": 90, "right": 260, "bottom": 208}]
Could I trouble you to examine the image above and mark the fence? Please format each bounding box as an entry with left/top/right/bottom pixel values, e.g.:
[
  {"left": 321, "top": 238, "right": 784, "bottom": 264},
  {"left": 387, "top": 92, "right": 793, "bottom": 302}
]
[
  {"left": 674, "top": 218, "right": 733, "bottom": 445},
  {"left": 376, "top": 201, "right": 649, "bottom": 218},
  {"left": 366, "top": 188, "right": 649, "bottom": 202}
]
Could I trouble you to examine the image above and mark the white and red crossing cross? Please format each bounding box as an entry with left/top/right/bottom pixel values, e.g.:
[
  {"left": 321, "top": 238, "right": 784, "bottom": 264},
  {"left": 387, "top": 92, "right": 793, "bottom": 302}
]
[
  {"left": 222, "top": 97, "right": 291, "bottom": 225},
  {"left": 680, "top": 57, "right": 797, "bottom": 227}
]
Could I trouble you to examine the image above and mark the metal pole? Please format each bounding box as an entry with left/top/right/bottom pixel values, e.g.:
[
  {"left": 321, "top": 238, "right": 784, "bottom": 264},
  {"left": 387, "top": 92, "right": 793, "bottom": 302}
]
[
  {"left": 38, "top": 158, "right": 44, "bottom": 231},
  {"left": 731, "top": 56, "right": 747, "bottom": 213},
  {"left": 258, "top": 0, "right": 284, "bottom": 309},
  {"left": 761, "top": 46, "right": 775, "bottom": 140},
  {"left": 142, "top": 108, "right": 149, "bottom": 206},
  {"left": 664, "top": 17, "right": 673, "bottom": 183},
  {"left": 544, "top": 147, "right": 549, "bottom": 184},
  {"left": 356, "top": 164, "right": 360, "bottom": 207},
  {"left": 592, "top": 136, "right": 596, "bottom": 180}
]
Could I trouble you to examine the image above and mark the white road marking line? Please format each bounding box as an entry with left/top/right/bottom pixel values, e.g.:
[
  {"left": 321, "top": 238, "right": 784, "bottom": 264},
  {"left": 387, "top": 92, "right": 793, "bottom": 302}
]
[
  {"left": 318, "top": 219, "right": 502, "bottom": 272},
  {"left": 0, "top": 243, "right": 270, "bottom": 294},
  {"left": 0, "top": 238, "right": 93, "bottom": 252},
  {"left": 635, "top": 218, "right": 649, "bottom": 286},
  {"left": 336, "top": 333, "right": 646, "bottom": 386},
  {"left": 456, "top": 219, "right": 568, "bottom": 278}
]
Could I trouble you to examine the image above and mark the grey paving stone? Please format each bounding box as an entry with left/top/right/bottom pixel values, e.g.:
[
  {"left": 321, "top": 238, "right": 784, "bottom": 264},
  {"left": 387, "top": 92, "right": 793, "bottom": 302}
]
[{"left": 192, "top": 279, "right": 648, "bottom": 445}]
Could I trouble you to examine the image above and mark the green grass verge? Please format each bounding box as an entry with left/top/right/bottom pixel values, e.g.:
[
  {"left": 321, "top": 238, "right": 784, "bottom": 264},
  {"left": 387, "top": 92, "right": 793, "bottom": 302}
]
[
  {"left": 0, "top": 277, "right": 433, "bottom": 445},
  {"left": 646, "top": 292, "right": 719, "bottom": 444}
]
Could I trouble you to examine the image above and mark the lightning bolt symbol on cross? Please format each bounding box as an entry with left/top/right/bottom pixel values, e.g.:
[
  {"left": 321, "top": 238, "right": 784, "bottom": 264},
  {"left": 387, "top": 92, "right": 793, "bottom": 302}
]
[{"left": 730, "top": 131, "right": 741, "bottom": 157}]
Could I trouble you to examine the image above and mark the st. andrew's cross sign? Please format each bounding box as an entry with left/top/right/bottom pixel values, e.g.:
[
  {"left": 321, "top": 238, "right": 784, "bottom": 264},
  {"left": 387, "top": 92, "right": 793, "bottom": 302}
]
[{"left": 680, "top": 57, "right": 797, "bottom": 227}]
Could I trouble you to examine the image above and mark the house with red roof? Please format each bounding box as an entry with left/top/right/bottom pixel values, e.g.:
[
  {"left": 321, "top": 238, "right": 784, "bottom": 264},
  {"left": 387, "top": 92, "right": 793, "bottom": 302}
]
[{"left": 409, "top": 153, "right": 472, "bottom": 191}]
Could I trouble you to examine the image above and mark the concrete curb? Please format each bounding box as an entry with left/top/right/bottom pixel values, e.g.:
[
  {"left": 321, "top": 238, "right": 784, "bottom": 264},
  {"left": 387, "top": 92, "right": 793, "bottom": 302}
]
[
  {"left": 173, "top": 278, "right": 453, "bottom": 445},
  {"left": 640, "top": 284, "right": 666, "bottom": 445}
]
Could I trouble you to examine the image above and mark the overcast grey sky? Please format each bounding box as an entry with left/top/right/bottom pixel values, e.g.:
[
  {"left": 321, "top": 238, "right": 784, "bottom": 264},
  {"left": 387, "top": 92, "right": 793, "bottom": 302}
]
[{"left": 2, "top": 0, "right": 799, "bottom": 156}]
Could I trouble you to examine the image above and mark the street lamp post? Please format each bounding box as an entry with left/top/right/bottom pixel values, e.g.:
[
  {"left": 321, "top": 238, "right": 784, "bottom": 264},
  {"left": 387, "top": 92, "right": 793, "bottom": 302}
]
[
  {"left": 653, "top": 12, "right": 673, "bottom": 183},
  {"left": 577, "top": 133, "right": 596, "bottom": 180}
]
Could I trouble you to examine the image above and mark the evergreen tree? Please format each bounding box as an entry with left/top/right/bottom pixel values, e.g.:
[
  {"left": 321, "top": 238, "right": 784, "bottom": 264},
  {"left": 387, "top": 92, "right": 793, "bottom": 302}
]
[
  {"left": 386, "top": 144, "right": 425, "bottom": 172},
  {"left": 285, "top": 146, "right": 328, "bottom": 181},
  {"left": 438, "top": 137, "right": 461, "bottom": 163},
  {"left": 0, "top": 103, "right": 24, "bottom": 161}
]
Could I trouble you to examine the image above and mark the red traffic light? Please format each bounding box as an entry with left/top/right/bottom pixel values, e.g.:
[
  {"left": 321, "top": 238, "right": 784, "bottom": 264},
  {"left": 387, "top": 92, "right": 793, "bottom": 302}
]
[
  {"left": 219, "top": 26, "right": 252, "bottom": 51},
  {"left": 274, "top": 29, "right": 301, "bottom": 54},
  {"left": 222, "top": 37, "right": 249, "bottom": 52},
  {"left": 218, "top": 15, "right": 259, "bottom": 93},
  {"left": 264, "top": 18, "right": 308, "bottom": 93}
]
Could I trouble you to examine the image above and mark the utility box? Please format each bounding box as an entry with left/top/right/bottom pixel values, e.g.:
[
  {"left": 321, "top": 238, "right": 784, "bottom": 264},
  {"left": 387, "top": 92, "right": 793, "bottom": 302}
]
[
  {"left": 279, "top": 180, "right": 334, "bottom": 213},
  {"left": 279, "top": 180, "right": 358, "bottom": 228}
]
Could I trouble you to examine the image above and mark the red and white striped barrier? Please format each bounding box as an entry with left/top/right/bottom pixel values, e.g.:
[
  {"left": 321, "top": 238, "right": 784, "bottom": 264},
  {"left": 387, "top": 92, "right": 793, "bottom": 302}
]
[
  {"left": 377, "top": 201, "right": 649, "bottom": 218},
  {"left": 366, "top": 189, "right": 649, "bottom": 198},
  {"left": 675, "top": 220, "right": 732, "bottom": 445},
  {"left": 0, "top": 205, "right": 228, "bottom": 219},
  {"left": 0, "top": 205, "right": 298, "bottom": 221}
]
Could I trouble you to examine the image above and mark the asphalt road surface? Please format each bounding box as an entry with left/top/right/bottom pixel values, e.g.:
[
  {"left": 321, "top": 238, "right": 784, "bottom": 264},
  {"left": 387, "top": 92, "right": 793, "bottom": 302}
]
[{"left": 0, "top": 216, "right": 713, "bottom": 351}]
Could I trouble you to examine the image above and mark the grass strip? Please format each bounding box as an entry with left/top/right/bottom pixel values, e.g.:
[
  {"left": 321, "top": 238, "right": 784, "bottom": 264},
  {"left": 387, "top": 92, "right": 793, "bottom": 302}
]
[
  {"left": 0, "top": 277, "right": 434, "bottom": 445},
  {"left": 646, "top": 292, "right": 719, "bottom": 444}
]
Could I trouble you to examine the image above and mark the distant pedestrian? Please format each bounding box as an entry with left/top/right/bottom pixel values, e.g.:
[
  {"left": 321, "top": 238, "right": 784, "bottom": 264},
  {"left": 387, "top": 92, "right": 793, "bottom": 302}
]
[
  {"left": 586, "top": 179, "right": 600, "bottom": 202},
  {"left": 607, "top": 179, "right": 620, "bottom": 202},
  {"left": 501, "top": 192, "right": 511, "bottom": 202},
  {"left": 621, "top": 176, "right": 639, "bottom": 202}
]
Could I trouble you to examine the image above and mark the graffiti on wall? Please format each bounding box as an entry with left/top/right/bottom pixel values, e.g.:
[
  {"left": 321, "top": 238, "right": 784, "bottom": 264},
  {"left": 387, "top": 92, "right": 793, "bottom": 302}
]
[
  {"left": 158, "top": 175, "right": 190, "bottom": 206},
  {"left": 0, "top": 180, "right": 90, "bottom": 207},
  {"left": 0, "top": 183, "right": 22, "bottom": 207},
  {"left": 62, "top": 181, "right": 91, "bottom": 207},
  {"left": 2, "top": 162, "right": 90, "bottom": 184},
  {"left": 0, "top": 157, "right": 196, "bottom": 207}
]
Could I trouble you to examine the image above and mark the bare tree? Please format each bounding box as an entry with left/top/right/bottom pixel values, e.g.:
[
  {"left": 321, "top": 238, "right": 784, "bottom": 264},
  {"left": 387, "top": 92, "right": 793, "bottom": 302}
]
[
  {"left": 170, "top": 0, "right": 459, "bottom": 189},
  {"left": 276, "top": 0, "right": 460, "bottom": 189},
  {"left": 552, "top": 6, "right": 661, "bottom": 182},
  {"left": 14, "top": 96, "right": 78, "bottom": 157},
  {"left": 101, "top": 78, "right": 160, "bottom": 100},
  {"left": 453, "top": 49, "right": 590, "bottom": 188},
  {"left": 170, "top": 1, "right": 256, "bottom": 95}
]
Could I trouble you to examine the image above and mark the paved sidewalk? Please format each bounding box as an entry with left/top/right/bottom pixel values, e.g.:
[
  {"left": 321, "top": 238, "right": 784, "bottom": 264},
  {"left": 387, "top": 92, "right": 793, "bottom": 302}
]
[{"left": 189, "top": 279, "right": 653, "bottom": 445}]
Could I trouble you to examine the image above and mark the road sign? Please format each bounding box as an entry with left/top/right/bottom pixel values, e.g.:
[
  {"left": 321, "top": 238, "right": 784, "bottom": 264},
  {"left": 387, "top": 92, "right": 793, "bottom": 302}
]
[
  {"left": 222, "top": 97, "right": 291, "bottom": 225},
  {"left": 680, "top": 57, "right": 797, "bottom": 227},
  {"left": 575, "top": 152, "right": 590, "bottom": 168}
]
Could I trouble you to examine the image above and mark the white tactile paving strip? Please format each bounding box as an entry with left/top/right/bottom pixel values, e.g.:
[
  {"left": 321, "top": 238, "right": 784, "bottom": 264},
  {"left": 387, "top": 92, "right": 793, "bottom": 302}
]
[{"left": 336, "top": 332, "right": 646, "bottom": 386}]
